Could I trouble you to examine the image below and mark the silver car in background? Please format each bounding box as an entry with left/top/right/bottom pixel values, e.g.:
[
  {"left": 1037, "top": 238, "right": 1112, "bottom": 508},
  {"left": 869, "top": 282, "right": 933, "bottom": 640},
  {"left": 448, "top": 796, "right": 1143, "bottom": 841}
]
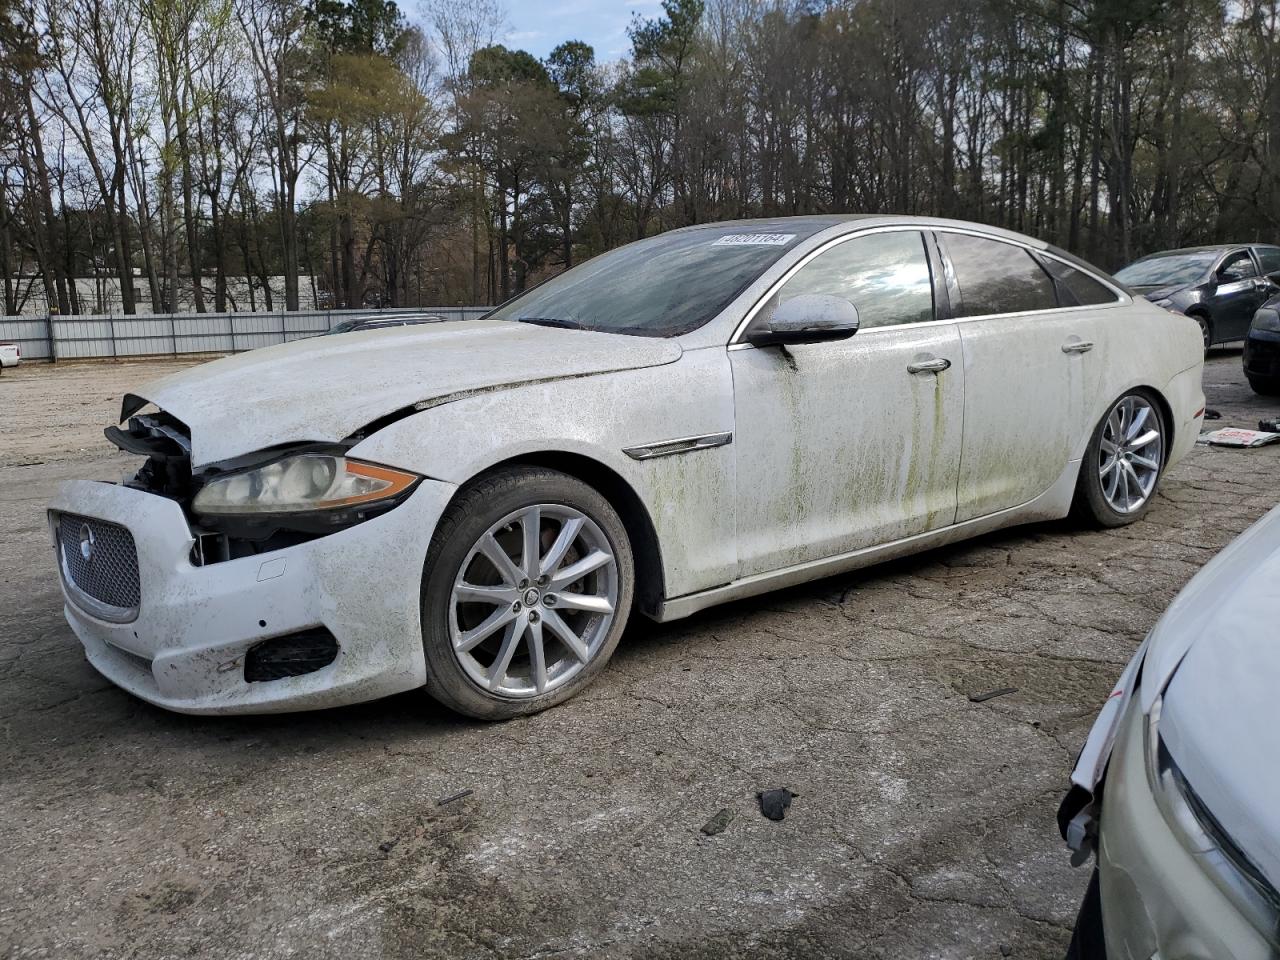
[{"left": 1062, "top": 506, "right": 1280, "bottom": 959}]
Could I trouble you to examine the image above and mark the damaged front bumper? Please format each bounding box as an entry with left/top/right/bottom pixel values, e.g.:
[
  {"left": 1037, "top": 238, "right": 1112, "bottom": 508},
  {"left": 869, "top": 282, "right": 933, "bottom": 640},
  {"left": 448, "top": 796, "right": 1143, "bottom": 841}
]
[
  {"left": 1091, "top": 701, "right": 1277, "bottom": 960},
  {"left": 1059, "top": 636, "right": 1151, "bottom": 862},
  {"left": 48, "top": 477, "right": 456, "bottom": 714}
]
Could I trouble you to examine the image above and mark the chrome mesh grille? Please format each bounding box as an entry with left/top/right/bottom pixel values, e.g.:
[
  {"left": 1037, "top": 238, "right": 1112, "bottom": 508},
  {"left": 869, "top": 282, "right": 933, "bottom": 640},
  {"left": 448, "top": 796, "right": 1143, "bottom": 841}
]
[{"left": 57, "top": 513, "right": 141, "bottom": 614}]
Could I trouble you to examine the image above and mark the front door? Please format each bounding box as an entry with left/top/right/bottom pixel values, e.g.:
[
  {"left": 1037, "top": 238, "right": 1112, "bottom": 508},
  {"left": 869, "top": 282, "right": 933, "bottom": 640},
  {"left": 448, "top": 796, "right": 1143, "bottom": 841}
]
[
  {"left": 1209, "top": 249, "right": 1268, "bottom": 341},
  {"left": 731, "top": 230, "right": 964, "bottom": 578}
]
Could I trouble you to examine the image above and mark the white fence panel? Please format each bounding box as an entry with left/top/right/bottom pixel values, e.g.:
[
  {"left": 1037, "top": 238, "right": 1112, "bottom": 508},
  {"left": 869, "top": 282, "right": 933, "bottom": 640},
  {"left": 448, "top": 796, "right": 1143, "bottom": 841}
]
[
  {"left": 0, "top": 317, "right": 54, "bottom": 360},
  {"left": 0, "top": 307, "right": 491, "bottom": 362}
]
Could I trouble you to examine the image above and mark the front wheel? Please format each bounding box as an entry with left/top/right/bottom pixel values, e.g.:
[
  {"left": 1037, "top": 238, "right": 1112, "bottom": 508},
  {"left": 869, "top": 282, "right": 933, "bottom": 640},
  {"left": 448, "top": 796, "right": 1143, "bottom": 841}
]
[
  {"left": 1248, "top": 374, "right": 1280, "bottom": 397},
  {"left": 420, "top": 466, "right": 634, "bottom": 720},
  {"left": 1073, "top": 391, "right": 1167, "bottom": 527},
  {"left": 1191, "top": 313, "right": 1212, "bottom": 353}
]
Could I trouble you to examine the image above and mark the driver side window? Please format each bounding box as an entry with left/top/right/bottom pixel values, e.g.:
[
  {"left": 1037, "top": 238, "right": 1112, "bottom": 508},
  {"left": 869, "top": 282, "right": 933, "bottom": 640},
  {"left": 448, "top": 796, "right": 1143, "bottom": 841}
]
[
  {"left": 1219, "top": 251, "right": 1257, "bottom": 282},
  {"left": 768, "top": 231, "right": 935, "bottom": 329}
]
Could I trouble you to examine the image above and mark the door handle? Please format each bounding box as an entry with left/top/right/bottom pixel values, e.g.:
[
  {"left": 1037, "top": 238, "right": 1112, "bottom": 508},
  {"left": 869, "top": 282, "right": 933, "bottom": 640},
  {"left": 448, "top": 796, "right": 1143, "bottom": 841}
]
[
  {"left": 1062, "top": 340, "right": 1094, "bottom": 354},
  {"left": 907, "top": 356, "right": 951, "bottom": 374}
]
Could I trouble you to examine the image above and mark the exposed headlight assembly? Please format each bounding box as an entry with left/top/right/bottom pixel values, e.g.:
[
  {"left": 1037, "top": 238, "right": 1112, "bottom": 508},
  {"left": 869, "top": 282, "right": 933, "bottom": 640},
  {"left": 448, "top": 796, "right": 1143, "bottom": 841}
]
[
  {"left": 193, "top": 454, "right": 419, "bottom": 516},
  {"left": 1251, "top": 308, "right": 1280, "bottom": 334},
  {"left": 1154, "top": 298, "right": 1174, "bottom": 309}
]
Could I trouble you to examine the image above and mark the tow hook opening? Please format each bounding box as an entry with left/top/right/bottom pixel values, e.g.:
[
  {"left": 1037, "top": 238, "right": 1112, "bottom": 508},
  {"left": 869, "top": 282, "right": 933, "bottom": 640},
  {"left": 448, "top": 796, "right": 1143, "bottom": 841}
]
[{"left": 244, "top": 629, "right": 340, "bottom": 682}]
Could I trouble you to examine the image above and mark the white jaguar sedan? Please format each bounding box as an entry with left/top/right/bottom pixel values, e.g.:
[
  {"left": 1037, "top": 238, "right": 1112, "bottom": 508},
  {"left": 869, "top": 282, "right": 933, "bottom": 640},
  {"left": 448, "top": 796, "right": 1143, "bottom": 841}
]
[{"left": 48, "top": 216, "right": 1205, "bottom": 718}]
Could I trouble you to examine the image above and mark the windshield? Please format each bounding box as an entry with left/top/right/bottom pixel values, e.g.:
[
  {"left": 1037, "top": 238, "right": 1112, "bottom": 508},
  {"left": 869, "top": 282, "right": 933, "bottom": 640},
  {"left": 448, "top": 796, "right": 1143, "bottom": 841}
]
[
  {"left": 488, "top": 227, "right": 811, "bottom": 337},
  {"left": 1115, "top": 252, "right": 1217, "bottom": 288}
]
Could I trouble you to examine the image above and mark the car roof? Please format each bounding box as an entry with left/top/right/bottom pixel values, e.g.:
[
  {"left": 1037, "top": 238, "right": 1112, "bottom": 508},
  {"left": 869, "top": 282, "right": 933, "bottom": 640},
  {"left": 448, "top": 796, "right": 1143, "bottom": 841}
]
[
  {"left": 1134, "top": 244, "right": 1269, "bottom": 260},
  {"left": 669, "top": 214, "right": 1052, "bottom": 250}
]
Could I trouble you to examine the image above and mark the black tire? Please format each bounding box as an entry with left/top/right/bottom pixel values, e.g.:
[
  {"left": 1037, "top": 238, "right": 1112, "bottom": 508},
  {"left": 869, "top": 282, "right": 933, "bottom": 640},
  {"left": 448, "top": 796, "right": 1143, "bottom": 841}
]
[
  {"left": 1072, "top": 390, "right": 1167, "bottom": 528},
  {"left": 1190, "top": 312, "right": 1212, "bottom": 353},
  {"left": 420, "top": 466, "right": 634, "bottom": 720},
  {"left": 1248, "top": 374, "right": 1280, "bottom": 397}
]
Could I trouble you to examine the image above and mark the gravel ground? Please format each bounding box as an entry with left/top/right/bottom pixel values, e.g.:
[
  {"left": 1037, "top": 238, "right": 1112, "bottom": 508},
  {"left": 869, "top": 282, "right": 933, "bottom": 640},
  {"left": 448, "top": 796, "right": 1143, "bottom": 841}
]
[{"left": 2, "top": 351, "right": 1276, "bottom": 960}]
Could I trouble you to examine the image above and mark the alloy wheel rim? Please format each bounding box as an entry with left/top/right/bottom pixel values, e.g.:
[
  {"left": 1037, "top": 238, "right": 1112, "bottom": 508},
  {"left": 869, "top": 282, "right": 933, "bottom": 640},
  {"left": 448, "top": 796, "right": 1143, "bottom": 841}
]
[
  {"left": 449, "top": 504, "right": 618, "bottom": 698},
  {"left": 1099, "top": 395, "right": 1163, "bottom": 514}
]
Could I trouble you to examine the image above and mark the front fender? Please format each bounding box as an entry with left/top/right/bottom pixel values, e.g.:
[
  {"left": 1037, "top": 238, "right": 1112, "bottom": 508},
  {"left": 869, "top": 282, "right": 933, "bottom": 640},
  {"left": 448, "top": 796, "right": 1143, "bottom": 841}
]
[{"left": 349, "top": 347, "right": 738, "bottom": 599}]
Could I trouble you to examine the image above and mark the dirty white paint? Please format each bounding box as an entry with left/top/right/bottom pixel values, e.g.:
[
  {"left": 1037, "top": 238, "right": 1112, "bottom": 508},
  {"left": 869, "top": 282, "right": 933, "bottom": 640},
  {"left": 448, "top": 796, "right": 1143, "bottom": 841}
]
[
  {"left": 50, "top": 214, "right": 1206, "bottom": 714},
  {"left": 132, "top": 319, "right": 682, "bottom": 468},
  {"left": 730, "top": 322, "right": 965, "bottom": 577},
  {"left": 352, "top": 347, "right": 739, "bottom": 597},
  {"left": 953, "top": 309, "right": 1097, "bottom": 521}
]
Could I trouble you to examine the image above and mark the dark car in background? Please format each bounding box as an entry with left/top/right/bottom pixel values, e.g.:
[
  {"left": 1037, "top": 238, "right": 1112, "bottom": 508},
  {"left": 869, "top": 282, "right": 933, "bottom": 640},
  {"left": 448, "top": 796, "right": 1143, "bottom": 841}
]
[
  {"left": 1114, "top": 244, "right": 1280, "bottom": 351},
  {"left": 1244, "top": 298, "right": 1280, "bottom": 395},
  {"left": 323, "top": 313, "right": 447, "bottom": 336}
]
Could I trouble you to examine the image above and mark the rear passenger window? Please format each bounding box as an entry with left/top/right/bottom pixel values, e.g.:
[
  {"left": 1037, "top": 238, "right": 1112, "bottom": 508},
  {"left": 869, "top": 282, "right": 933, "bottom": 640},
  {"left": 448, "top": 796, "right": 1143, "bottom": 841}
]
[
  {"left": 1042, "top": 258, "right": 1119, "bottom": 306},
  {"left": 1256, "top": 248, "right": 1280, "bottom": 275},
  {"left": 942, "top": 234, "right": 1058, "bottom": 317}
]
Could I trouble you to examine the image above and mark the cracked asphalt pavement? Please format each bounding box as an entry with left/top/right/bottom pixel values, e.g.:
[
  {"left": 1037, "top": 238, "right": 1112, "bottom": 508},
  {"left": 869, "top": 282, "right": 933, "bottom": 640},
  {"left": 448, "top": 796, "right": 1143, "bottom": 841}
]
[{"left": 2, "top": 352, "right": 1276, "bottom": 959}]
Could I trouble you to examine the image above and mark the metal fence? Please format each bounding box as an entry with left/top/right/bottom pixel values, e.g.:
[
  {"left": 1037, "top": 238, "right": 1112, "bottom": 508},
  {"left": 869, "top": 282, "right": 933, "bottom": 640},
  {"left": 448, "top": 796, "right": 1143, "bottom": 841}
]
[{"left": 0, "top": 307, "right": 492, "bottom": 362}]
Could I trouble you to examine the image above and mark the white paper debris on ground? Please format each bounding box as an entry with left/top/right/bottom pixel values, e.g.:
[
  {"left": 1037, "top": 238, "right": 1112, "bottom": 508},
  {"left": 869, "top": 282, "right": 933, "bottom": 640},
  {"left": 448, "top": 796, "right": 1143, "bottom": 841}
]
[{"left": 1197, "top": 428, "right": 1280, "bottom": 448}]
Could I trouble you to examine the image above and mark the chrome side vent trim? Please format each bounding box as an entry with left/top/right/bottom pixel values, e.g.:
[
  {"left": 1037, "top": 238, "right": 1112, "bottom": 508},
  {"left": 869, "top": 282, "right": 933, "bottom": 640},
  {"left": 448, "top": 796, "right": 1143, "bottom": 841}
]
[{"left": 623, "top": 432, "right": 733, "bottom": 461}]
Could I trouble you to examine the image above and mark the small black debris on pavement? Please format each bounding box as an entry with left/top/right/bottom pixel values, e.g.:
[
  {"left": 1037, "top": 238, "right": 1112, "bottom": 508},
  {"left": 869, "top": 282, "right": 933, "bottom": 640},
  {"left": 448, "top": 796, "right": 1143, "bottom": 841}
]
[
  {"left": 758, "top": 788, "right": 797, "bottom": 822},
  {"left": 378, "top": 838, "right": 399, "bottom": 854},
  {"left": 1203, "top": 408, "right": 1222, "bottom": 420},
  {"left": 969, "top": 687, "right": 1018, "bottom": 703},
  {"left": 438, "top": 789, "right": 474, "bottom": 806},
  {"left": 700, "top": 808, "right": 734, "bottom": 836}
]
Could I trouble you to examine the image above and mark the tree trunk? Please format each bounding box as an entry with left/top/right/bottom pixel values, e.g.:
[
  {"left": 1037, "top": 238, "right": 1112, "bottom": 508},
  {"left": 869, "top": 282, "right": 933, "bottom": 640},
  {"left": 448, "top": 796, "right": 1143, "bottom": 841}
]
[{"left": 176, "top": 108, "right": 206, "bottom": 311}]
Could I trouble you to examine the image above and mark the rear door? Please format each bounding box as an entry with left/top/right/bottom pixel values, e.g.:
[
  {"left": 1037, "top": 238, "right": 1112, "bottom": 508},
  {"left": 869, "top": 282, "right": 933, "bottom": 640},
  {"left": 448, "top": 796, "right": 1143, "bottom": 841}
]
[
  {"left": 1208, "top": 249, "right": 1267, "bottom": 341},
  {"left": 1251, "top": 246, "right": 1280, "bottom": 318},
  {"left": 938, "top": 231, "right": 1103, "bottom": 523}
]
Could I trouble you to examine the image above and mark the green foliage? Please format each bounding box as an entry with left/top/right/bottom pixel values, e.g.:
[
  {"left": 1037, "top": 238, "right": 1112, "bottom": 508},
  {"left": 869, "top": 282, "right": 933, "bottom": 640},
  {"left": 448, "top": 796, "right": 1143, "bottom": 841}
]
[
  {"left": 14, "top": 0, "right": 1280, "bottom": 313},
  {"left": 306, "top": 0, "right": 406, "bottom": 54}
]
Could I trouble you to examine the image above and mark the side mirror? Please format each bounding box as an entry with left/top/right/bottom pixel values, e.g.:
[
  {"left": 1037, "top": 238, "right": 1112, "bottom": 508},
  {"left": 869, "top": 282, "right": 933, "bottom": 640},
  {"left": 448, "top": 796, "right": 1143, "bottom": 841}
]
[
  {"left": 1267, "top": 270, "right": 1280, "bottom": 285},
  {"left": 747, "top": 294, "right": 860, "bottom": 348}
]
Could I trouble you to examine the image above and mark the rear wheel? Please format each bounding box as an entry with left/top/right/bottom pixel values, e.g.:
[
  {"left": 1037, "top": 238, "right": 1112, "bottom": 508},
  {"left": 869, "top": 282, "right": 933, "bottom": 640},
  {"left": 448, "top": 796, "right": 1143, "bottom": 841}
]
[
  {"left": 420, "top": 467, "right": 634, "bottom": 719},
  {"left": 1248, "top": 374, "right": 1280, "bottom": 396},
  {"left": 1073, "top": 391, "right": 1167, "bottom": 527}
]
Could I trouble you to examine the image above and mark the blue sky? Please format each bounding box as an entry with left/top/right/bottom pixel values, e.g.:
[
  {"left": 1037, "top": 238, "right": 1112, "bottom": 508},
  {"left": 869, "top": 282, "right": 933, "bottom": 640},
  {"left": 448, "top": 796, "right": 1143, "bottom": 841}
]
[{"left": 504, "top": 0, "right": 664, "bottom": 62}]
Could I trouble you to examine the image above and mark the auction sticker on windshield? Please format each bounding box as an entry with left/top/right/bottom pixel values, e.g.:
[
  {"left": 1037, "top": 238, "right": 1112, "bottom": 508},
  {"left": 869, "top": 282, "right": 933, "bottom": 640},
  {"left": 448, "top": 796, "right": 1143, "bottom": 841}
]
[{"left": 712, "top": 233, "right": 796, "bottom": 246}]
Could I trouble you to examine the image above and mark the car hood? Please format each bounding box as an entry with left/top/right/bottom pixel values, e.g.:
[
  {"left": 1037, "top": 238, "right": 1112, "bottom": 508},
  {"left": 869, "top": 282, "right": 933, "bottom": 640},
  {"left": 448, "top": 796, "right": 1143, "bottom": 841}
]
[
  {"left": 128, "top": 320, "right": 682, "bottom": 467},
  {"left": 1130, "top": 283, "right": 1188, "bottom": 300},
  {"left": 1140, "top": 503, "right": 1280, "bottom": 889}
]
